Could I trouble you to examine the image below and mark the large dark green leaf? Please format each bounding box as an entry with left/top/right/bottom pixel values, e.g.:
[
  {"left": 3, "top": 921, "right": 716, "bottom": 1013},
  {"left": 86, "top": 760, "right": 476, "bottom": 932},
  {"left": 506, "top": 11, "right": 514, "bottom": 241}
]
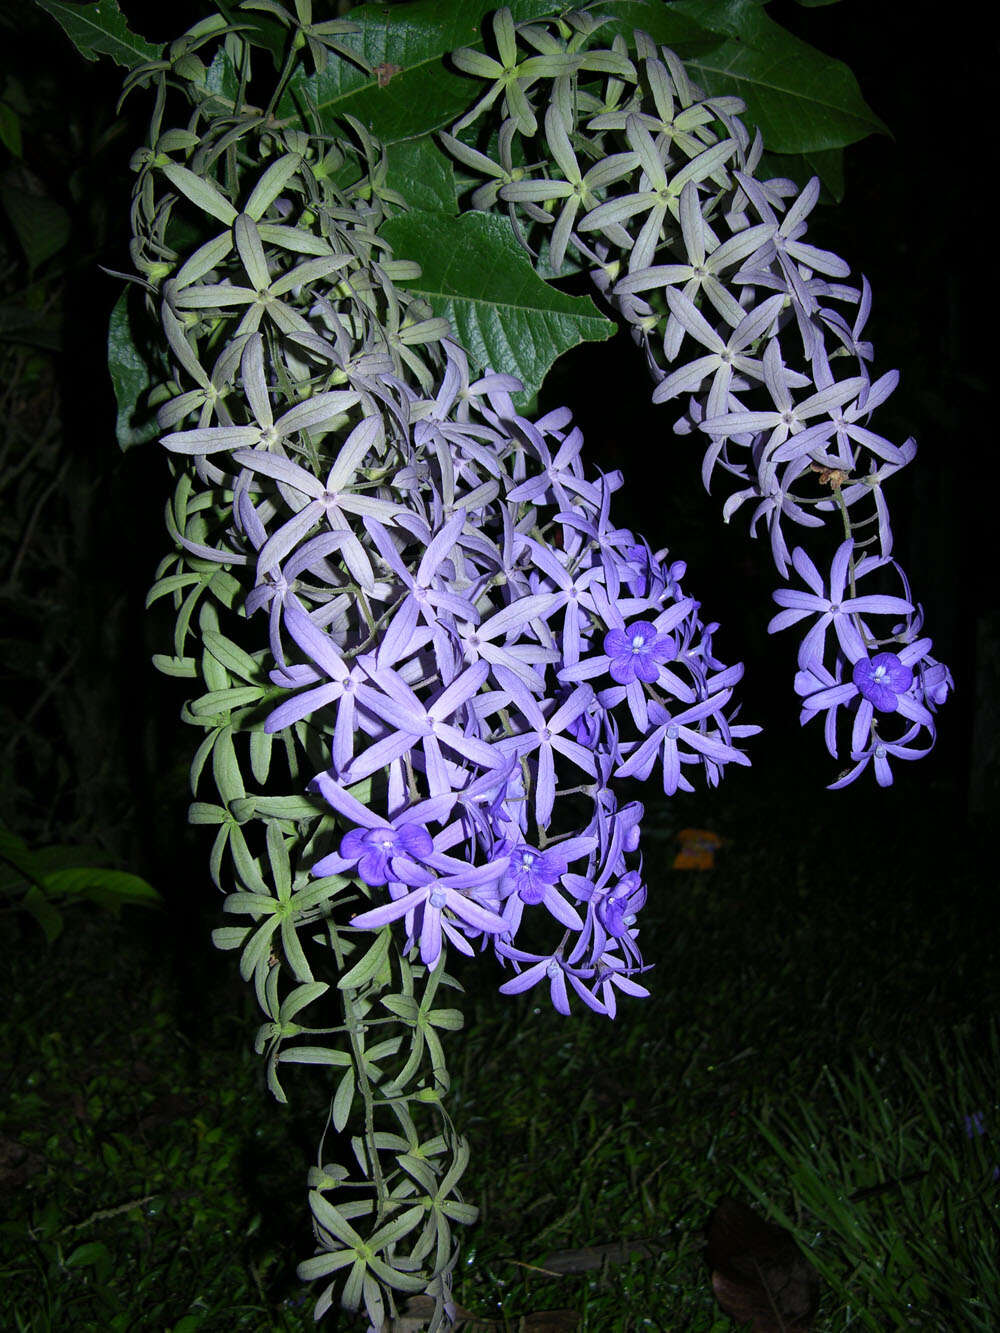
[
  {"left": 759, "top": 146, "right": 846, "bottom": 203},
  {"left": 580, "top": 0, "right": 729, "bottom": 56},
  {"left": 281, "top": 0, "right": 590, "bottom": 143},
  {"left": 0, "top": 303, "right": 61, "bottom": 351},
  {"left": 0, "top": 174, "right": 71, "bottom": 272},
  {"left": 383, "top": 136, "right": 458, "bottom": 215},
  {"left": 31, "top": 0, "right": 162, "bottom": 68},
  {"left": 108, "top": 288, "right": 163, "bottom": 451},
  {"left": 380, "top": 211, "right": 614, "bottom": 404},
  {"left": 669, "top": 0, "right": 888, "bottom": 153}
]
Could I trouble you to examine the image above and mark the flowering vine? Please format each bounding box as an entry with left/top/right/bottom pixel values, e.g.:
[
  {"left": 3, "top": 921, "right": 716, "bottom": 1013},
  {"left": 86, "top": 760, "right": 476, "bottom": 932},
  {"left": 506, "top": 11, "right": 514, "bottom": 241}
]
[
  {"left": 443, "top": 7, "right": 952, "bottom": 790},
  {"left": 86, "top": 0, "right": 956, "bottom": 1325}
]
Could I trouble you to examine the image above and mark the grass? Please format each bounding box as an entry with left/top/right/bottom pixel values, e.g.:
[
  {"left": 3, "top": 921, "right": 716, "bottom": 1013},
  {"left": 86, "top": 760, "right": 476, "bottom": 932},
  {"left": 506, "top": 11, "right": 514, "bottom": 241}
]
[{"left": 2, "top": 729, "right": 997, "bottom": 1331}]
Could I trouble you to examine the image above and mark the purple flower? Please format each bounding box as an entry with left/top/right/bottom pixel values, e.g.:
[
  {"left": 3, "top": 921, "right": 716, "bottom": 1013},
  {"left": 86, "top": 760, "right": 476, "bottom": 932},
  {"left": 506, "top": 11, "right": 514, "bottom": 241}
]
[
  {"left": 490, "top": 667, "right": 597, "bottom": 827},
  {"left": 603, "top": 621, "right": 675, "bottom": 684},
  {"left": 339, "top": 824, "right": 434, "bottom": 887},
  {"left": 501, "top": 843, "right": 564, "bottom": 904},
  {"left": 309, "top": 777, "right": 452, "bottom": 881},
  {"left": 827, "top": 724, "right": 934, "bottom": 789},
  {"left": 496, "top": 946, "right": 606, "bottom": 1017},
  {"left": 598, "top": 871, "right": 646, "bottom": 938},
  {"left": 350, "top": 860, "right": 509, "bottom": 969},
  {"left": 768, "top": 542, "right": 914, "bottom": 674},
  {"left": 798, "top": 637, "right": 934, "bottom": 762},
  {"left": 615, "top": 691, "right": 751, "bottom": 794},
  {"left": 497, "top": 835, "right": 593, "bottom": 934},
  {"left": 852, "top": 651, "right": 913, "bottom": 711},
  {"left": 588, "top": 954, "right": 650, "bottom": 1020},
  {"left": 437, "top": 32, "right": 951, "bottom": 798},
  {"left": 341, "top": 660, "right": 499, "bottom": 796}
]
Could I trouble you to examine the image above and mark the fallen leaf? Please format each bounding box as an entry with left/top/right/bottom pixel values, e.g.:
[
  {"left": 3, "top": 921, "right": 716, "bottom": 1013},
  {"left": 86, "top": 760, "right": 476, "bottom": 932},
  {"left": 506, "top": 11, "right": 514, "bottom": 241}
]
[
  {"left": 673, "top": 828, "right": 722, "bottom": 870},
  {"left": 390, "top": 1294, "right": 484, "bottom": 1330},
  {"left": 536, "top": 1238, "right": 660, "bottom": 1274},
  {"left": 705, "top": 1195, "right": 820, "bottom": 1332}
]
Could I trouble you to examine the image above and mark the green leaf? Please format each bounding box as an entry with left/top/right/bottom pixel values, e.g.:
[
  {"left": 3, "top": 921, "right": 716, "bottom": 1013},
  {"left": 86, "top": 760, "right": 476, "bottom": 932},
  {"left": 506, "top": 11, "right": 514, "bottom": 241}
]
[
  {"left": 331, "top": 1065, "right": 355, "bottom": 1132},
  {"left": 0, "top": 835, "right": 154, "bottom": 930},
  {"left": 161, "top": 162, "right": 238, "bottom": 226},
  {"left": 0, "top": 827, "right": 48, "bottom": 894},
  {"left": 249, "top": 729, "right": 273, "bottom": 785},
  {"left": 383, "top": 136, "right": 457, "bottom": 215},
  {"left": 281, "top": 0, "right": 591, "bottom": 144},
  {"left": 279, "top": 1046, "right": 352, "bottom": 1067},
  {"left": 380, "top": 211, "right": 614, "bottom": 404},
  {"left": 108, "top": 289, "right": 163, "bottom": 450},
  {"left": 251, "top": 795, "right": 327, "bottom": 820},
  {"left": 579, "top": 0, "right": 732, "bottom": 54},
  {"left": 31, "top": 0, "right": 163, "bottom": 69},
  {"left": 38, "top": 867, "right": 161, "bottom": 911},
  {"left": 189, "top": 685, "right": 267, "bottom": 717},
  {"left": 212, "top": 924, "right": 251, "bottom": 950},
  {"left": 425, "top": 1007, "right": 464, "bottom": 1032},
  {"left": 212, "top": 0, "right": 287, "bottom": 68},
  {"left": 337, "top": 927, "right": 392, "bottom": 990},
  {"left": 151, "top": 653, "right": 197, "bottom": 677},
  {"left": 670, "top": 1, "right": 889, "bottom": 153},
  {"left": 382, "top": 993, "right": 419, "bottom": 1023},
  {"left": 65, "top": 1241, "right": 113, "bottom": 1283},
  {"left": 0, "top": 102, "right": 22, "bottom": 158},
  {"left": 202, "top": 630, "right": 264, "bottom": 684},
  {"left": 0, "top": 179, "right": 70, "bottom": 271},
  {"left": 21, "top": 886, "right": 63, "bottom": 943},
  {"left": 280, "top": 980, "right": 329, "bottom": 1021},
  {"left": 0, "top": 838, "right": 105, "bottom": 883},
  {"left": 0, "top": 302, "right": 61, "bottom": 351}
]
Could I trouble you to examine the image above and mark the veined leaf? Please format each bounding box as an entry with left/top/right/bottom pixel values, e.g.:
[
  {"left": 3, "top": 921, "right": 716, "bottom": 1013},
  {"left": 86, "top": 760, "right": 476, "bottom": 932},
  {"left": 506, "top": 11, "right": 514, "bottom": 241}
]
[
  {"left": 338, "top": 927, "right": 392, "bottom": 990},
  {"left": 670, "top": 0, "right": 889, "bottom": 153},
  {"left": 202, "top": 630, "right": 264, "bottom": 684},
  {"left": 380, "top": 211, "right": 614, "bottom": 404},
  {"left": 332, "top": 1065, "right": 355, "bottom": 1132},
  {"left": 280, "top": 1046, "right": 352, "bottom": 1067},
  {"left": 280, "top": 0, "right": 591, "bottom": 143},
  {"left": 0, "top": 178, "right": 70, "bottom": 272},
  {"left": 32, "top": 0, "right": 162, "bottom": 68},
  {"left": 40, "top": 867, "right": 161, "bottom": 909},
  {"left": 578, "top": 0, "right": 731, "bottom": 54},
  {"left": 108, "top": 289, "right": 164, "bottom": 451},
  {"left": 383, "top": 136, "right": 458, "bottom": 215}
]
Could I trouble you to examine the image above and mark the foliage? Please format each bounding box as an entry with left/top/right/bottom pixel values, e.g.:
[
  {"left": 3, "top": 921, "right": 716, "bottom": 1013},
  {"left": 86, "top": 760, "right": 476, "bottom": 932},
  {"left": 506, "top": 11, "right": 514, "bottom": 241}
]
[
  {"left": 2, "top": 771, "right": 996, "bottom": 1329},
  {"left": 21, "top": 0, "right": 955, "bottom": 1327},
  {"left": 0, "top": 0, "right": 163, "bottom": 891},
  {"left": 0, "top": 824, "right": 160, "bottom": 943}
]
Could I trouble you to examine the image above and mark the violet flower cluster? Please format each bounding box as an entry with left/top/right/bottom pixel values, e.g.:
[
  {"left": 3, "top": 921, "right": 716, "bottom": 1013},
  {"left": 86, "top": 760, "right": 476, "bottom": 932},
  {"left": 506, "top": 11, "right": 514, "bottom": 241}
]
[
  {"left": 153, "top": 141, "right": 755, "bottom": 1019},
  {"left": 444, "top": 9, "right": 953, "bottom": 787},
  {"left": 237, "top": 343, "right": 754, "bottom": 1017}
]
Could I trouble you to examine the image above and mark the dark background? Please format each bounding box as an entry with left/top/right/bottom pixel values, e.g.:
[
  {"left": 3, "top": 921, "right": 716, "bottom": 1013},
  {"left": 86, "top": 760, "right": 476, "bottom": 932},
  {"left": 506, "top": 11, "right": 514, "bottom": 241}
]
[
  {"left": 1, "top": 3, "right": 994, "bottom": 1322},
  {"left": 539, "top": 0, "right": 993, "bottom": 816},
  {"left": 2, "top": 0, "right": 994, "bottom": 916}
]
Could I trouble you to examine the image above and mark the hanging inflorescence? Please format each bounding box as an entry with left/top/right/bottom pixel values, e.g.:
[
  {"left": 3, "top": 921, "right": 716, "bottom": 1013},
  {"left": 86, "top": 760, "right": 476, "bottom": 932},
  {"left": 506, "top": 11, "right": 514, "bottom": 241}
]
[
  {"left": 442, "top": 7, "right": 952, "bottom": 789},
  {"left": 119, "top": 2, "right": 951, "bottom": 1325},
  {"left": 124, "top": 9, "right": 760, "bottom": 1325}
]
